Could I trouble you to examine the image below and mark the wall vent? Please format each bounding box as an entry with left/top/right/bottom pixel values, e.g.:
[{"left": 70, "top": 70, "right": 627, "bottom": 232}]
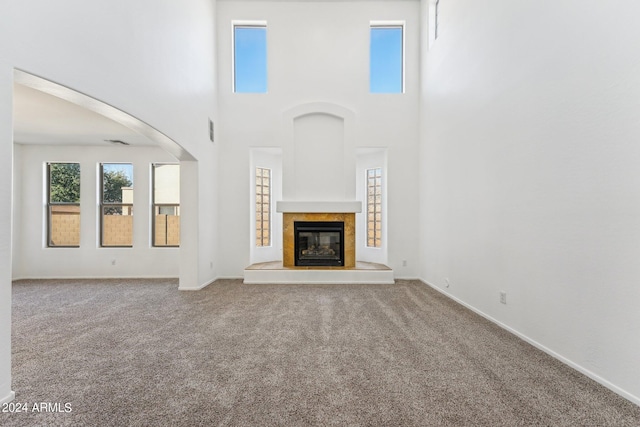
[{"left": 105, "top": 139, "right": 130, "bottom": 146}]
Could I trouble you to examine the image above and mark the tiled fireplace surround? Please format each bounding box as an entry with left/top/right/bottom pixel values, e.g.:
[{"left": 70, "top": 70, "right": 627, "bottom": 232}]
[
  {"left": 283, "top": 212, "right": 355, "bottom": 268},
  {"left": 277, "top": 201, "right": 360, "bottom": 269}
]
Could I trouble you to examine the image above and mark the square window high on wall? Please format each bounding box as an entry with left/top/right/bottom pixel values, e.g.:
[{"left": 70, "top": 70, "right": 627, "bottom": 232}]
[
  {"left": 233, "top": 22, "right": 267, "bottom": 93},
  {"left": 370, "top": 22, "right": 404, "bottom": 93}
]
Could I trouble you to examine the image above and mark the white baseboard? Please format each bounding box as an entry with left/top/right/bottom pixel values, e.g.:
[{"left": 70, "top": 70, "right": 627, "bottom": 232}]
[
  {"left": 177, "top": 276, "right": 243, "bottom": 291},
  {"left": 13, "top": 275, "right": 178, "bottom": 281},
  {"left": 0, "top": 390, "right": 15, "bottom": 405},
  {"left": 178, "top": 280, "right": 212, "bottom": 291},
  {"left": 419, "top": 278, "right": 640, "bottom": 407}
]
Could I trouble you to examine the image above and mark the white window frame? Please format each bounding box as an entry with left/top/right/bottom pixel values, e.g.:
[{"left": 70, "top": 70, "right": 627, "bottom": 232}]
[
  {"left": 231, "top": 20, "right": 268, "bottom": 93},
  {"left": 370, "top": 20, "right": 406, "bottom": 94},
  {"left": 151, "top": 163, "right": 180, "bottom": 248},
  {"left": 46, "top": 162, "right": 81, "bottom": 248}
]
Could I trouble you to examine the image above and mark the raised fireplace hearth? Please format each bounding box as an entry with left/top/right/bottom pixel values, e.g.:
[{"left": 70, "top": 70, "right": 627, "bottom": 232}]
[{"left": 295, "top": 221, "right": 344, "bottom": 266}]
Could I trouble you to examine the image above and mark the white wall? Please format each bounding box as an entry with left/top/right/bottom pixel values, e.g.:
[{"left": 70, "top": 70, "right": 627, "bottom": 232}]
[
  {"left": 250, "top": 148, "right": 283, "bottom": 264},
  {"left": 293, "top": 113, "right": 345, "bottom": 201},
  {"left": 420, "top": 0, "right": 640, "bottom": 404},
  {"left": 217, "top": 0, "right": 420, "bottom": 277},
  {"left": 356, "top": 148, "right": 388, "bottom": 265},
  {"left": 12, "top": 144, "right": 180, "bottom": 279},
  {"left": 0, "top": 0, "right": 218, "bottom": 403}
]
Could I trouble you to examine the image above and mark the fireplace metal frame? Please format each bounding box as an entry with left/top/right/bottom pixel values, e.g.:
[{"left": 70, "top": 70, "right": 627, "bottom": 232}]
[{"left": 294, "top": 221, "right": 345, "bottom": 267}]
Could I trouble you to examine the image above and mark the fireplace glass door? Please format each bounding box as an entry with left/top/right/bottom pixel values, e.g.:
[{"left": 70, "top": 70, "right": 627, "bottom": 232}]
[{"left": 294, "top": 221, "right": 344, "bottom": 266}]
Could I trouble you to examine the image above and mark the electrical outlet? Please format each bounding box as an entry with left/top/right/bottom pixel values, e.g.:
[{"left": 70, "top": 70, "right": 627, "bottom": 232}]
[{"left": 500, "top": 291, "right": 507, "bottom": 304}]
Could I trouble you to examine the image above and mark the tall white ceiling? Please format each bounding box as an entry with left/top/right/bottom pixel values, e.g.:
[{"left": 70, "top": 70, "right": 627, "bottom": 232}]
[{"left": 13, "top": 83, "right": 157, "bottom": 147}]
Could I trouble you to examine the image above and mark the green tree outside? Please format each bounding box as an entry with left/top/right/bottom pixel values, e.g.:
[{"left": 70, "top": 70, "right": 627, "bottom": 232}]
[
  {"left": 102, "top": 169, "right": 133, "bottom": 203},
  {"left": 49, "top": 163, "right": 80, "bottom": 203}
]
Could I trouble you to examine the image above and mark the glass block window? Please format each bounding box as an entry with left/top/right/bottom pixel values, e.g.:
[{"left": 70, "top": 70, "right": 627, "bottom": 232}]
[
  {"left": 47, "top": 162, "right": 81, "bottom": 247},
  {"left": 367, "top": 167, "right": 382, "bottom": 248},
  {"left": 256, "top": 167, "right": 271, "bottom": 247}
]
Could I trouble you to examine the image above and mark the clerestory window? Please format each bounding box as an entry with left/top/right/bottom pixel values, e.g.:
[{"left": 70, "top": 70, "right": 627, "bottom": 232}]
[
  {"left": 233, "top": 23, "right": 267, "bottom": 93},
  {"left": 370, "top": 23, "right": 404, "bottom": 93}
]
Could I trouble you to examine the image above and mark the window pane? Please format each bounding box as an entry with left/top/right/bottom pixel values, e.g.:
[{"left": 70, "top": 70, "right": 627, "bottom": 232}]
[
  {"left": 102, "top": 206, "right": 133, "bottom": 247},
  {"left": 49, "top": 205, "right": 80, "bottom": 247},
  {"left": 234, "top": 26, "right": 267, "bottom": 93},
  {"left": 366, "top": 167, "right": 383, "bottom": 248},
  {"left": 154, "top": 164, "right": 180, "bottom": 204},
  {"left": 256, "top": 167, "right": 271, "bottom": 247},
  {"left": 370, "top": 26, "right": 403, "bottom": 93},
  {"left": 48, "top": 163, "right": 81, "bottom": 247},
  {"left": 102, "top": 163, "right": 133, "bottom": 203},
  {"left": 49, "top": 163, "right": 80, "bottom": 203},
  {"left": 153, "top": 164, "right": 180, "bottom": 247}
]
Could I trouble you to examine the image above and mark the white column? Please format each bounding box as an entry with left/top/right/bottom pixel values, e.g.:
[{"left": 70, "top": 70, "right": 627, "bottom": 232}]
[
  {"left": 178, "top": 160, "right": 200, "bottom": 290},
  {"left": 0, "top": 66, "right": 15, "bottom": 403}
]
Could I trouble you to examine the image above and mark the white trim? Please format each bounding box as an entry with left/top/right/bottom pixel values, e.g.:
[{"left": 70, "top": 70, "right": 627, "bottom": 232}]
[
  {"left": 12, "top": 276, "right": 178, "bottom": 281},
  {"left": 276, "top": 201, "right": 362, "bottom": 213},
  {"left": 178, "top": 276, "right": 244, "bottom": 291},
  {"left": 370, "top": 20, "right": 405, "bottom": 27},
  {"left": 0, "top": 391, "right": 15, "bottom": 405},
  {"left": 419, "top": 278, "right": 640, "bottom": 407},
  {"left": 13, "top": 70, "right": 194, "bottom": 161}
]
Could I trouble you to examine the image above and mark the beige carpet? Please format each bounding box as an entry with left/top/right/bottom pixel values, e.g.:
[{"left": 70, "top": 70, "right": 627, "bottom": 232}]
[{"left": 2, "top": 278, "right": 639, "bottom": 426}]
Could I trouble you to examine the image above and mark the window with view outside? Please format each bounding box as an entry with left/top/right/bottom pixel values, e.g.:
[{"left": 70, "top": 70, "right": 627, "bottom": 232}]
[
  {"left": 100, "top": 163, "right": 133, "bottom": 247},
  {"left": 256, "top": 167, "right": 271, "bottom": 247},
  {"left": 153, "top": 164, "right": 180, "bottom": 247},
  {"left": 47, "top": 163, "right": 80, "bottom": 247},
  {"left": 370, "top": 25, "right": 404, "bottom": 93},
  {"left": 367, "top": 167, "right": 382, "bottom": 248},
  {"left": 234, "top": 25, "right": 267, "bottom": 93}
]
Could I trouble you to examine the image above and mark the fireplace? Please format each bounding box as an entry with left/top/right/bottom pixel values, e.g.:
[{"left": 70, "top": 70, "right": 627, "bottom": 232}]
[
  {"left": 294, "top": 221, "right": 344, "bottom": 267},
  {"left": 281, "top": 212, "right": 356, "bottom": 268}
]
